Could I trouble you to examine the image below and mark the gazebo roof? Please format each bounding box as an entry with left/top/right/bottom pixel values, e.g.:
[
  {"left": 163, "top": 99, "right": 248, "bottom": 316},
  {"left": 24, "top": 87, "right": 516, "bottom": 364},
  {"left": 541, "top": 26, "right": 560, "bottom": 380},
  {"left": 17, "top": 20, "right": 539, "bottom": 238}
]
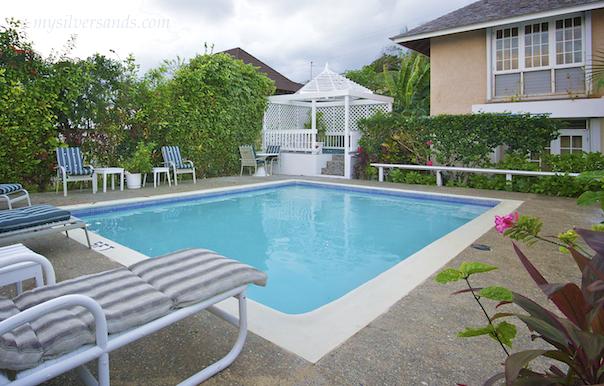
[
  {"left": 267, "top": 63, "right": 393, "bottom": 104},
  {"left": 297, "top": 64, "right": 373, "bottom": 95}
]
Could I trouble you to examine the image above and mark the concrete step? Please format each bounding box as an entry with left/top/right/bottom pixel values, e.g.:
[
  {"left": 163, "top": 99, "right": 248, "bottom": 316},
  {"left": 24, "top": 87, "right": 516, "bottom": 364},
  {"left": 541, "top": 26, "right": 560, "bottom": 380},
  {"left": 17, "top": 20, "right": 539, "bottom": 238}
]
[{"left": 321, "top": 155, "right": 344, "bottom": 176}]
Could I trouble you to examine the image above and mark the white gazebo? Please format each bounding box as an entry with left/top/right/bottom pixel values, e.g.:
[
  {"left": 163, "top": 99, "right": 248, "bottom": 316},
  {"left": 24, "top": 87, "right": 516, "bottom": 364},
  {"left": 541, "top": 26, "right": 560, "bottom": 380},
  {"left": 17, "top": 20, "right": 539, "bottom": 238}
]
[{"left": 263, "top": 64, "right": 393, "bottom": 178}]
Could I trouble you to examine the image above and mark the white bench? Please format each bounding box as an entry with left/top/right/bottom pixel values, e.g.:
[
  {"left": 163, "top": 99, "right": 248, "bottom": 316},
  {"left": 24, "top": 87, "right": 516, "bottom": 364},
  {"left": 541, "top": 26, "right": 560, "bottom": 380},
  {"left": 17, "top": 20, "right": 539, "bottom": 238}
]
[{"left": 371, "top": 163, "right": 580, "bottom": 186}]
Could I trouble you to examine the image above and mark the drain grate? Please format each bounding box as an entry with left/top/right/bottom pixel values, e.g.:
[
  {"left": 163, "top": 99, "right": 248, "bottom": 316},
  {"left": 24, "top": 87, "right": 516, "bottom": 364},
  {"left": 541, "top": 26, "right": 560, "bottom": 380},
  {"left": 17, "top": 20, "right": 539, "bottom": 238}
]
[{"left": 471, "top": 243, "right": 491, "bottom": 251}]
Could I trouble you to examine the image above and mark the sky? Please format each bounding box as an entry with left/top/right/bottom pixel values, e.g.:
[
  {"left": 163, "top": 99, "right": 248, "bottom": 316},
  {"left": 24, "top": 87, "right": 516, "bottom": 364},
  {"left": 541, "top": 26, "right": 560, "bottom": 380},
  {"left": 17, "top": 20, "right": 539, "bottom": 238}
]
[{"left": 2, "top": 0, "right": 475, "bottom": 83}]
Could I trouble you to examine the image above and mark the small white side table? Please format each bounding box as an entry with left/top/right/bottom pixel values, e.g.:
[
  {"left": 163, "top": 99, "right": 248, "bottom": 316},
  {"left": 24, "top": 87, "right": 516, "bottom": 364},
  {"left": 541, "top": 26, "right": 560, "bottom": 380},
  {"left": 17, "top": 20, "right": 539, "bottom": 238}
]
[
  {"left": 96, "top": 167, "right": 125, "bottom": 193},
  {"left": 0, "top": 244, "right": 53, "bottom": 294},
  {"left": 151, "top": 167, "right": 172, "bottom": 188},
  {"left": 254, "top": 153, "right": 278, "bottom": 176}
]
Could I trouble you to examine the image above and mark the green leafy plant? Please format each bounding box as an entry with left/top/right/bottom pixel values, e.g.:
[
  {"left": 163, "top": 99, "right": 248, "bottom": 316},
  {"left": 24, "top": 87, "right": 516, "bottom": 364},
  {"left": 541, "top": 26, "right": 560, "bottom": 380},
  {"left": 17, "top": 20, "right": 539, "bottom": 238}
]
[
  {"left": 0, "top": 19, "right": 274, "bottom": 187},
  {"left": 304, "top": 111, "right": 328, "bottom": 142},
  {"left": 122, "top": 142, "right": 154, "bottom": 174},
  {"left": 576, "top": 170, "right": 604, "bottom": 213},
  {"left": 437, "top": 213, "right": 604, "bottom": 384}
]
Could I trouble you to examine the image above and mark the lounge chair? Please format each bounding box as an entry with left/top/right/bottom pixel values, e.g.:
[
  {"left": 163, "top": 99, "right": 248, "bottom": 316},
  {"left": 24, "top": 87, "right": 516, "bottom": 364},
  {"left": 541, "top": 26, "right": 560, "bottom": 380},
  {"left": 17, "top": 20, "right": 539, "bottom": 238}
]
[
  {"left": 55, "top": 147, "right": 98, "bottom": 197},
  {"left": 239, "top": 145, "right": 265, "bottom": 176},
  {"left": 161, "top": 146, "right": 196, "bottom": 186},
  {"left": 0, "top": 204, "right": 91, "bottom": 248},
  {"left": 0, "top": 184, "right": 31, "bottom": 210},
  {"left": 0, "top": 248, "right": 267, "bottom": 386}
]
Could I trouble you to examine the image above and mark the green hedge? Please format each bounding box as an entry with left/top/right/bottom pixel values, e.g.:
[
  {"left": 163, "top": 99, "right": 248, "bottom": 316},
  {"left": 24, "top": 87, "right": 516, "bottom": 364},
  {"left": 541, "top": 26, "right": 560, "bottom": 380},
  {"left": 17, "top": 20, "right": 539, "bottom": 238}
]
[
  {"left": 357, "top": 112, "right": 560, "bottom": 175},
  {"left": 0, "top": 21, "right": 275, "bottom": 189}
]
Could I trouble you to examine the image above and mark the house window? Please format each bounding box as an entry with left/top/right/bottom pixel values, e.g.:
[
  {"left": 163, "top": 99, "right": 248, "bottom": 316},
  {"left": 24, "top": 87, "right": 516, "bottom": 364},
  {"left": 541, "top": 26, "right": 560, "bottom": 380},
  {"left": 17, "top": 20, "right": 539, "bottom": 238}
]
[
  {"left": 525, "top": 23, "right": 549, "bottom": 68},
  {"left": 495, "top": 27, "right": 519, "bottom": 71},
  {"left": 491, "top": 14, "right": 586, "bottom": 98},
  {"left": 560, "top": 135, "right": 583, "bottom": 154},
  {"left": 555, "top": 17, "right": 582, "bottom": 65}
]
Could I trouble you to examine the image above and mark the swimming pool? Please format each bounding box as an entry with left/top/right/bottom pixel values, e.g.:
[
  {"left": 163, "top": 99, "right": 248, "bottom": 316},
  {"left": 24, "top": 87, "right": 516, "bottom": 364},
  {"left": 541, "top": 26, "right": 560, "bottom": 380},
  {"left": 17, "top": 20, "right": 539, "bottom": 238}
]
[{"left": 76, "top": 182, "right": 495, "bottom": 314}]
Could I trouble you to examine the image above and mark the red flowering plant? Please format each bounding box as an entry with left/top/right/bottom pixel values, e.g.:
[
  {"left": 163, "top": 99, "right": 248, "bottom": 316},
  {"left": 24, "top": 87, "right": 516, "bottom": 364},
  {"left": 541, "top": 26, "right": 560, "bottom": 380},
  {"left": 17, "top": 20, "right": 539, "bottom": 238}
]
[{"left": 436, "top": 212, "right": 604, "bottom": 385}]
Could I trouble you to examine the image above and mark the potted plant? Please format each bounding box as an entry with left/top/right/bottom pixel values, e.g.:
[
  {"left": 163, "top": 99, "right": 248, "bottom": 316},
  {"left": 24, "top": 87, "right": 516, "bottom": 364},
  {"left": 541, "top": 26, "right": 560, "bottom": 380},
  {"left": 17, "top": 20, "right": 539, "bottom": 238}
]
[{"left": 122, "top": 142, "right": 154, "bottom": 189}]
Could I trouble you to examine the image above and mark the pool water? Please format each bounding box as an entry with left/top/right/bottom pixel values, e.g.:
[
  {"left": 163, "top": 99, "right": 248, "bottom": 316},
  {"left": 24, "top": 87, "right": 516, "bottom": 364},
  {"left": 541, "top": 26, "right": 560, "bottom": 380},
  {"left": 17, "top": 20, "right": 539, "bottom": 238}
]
[{"left": 79, "top": 184, "right": 494, "bottom": 314}]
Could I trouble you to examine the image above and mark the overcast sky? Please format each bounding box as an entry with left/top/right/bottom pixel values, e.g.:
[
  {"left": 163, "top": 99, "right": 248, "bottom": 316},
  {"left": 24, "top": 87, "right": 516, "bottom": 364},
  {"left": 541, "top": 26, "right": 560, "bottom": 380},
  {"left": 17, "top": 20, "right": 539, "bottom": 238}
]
[{"left": 3, "top": 0, "right": 474, "bottom": 82}]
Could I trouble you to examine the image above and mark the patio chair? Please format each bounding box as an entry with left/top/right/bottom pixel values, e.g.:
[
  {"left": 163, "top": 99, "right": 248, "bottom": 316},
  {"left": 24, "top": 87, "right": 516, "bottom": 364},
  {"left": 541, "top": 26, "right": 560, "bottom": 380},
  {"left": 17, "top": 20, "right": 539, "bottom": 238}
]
[
  {"left": 265, "top": 145, "right": 281, "bottom": 175},
  {"left": 55, "top": 147, "right": 97, "bottom": 197},
  {"left": 161, "top": 146, "right": 196, "bottom": 186},
  {"left": 0, "top": 204, "right": 91, "bottom": 248},
  {"left": 239, "top": 145, "right": 265, "bottom": 176},
  {"left": 0, "top": 184, "right": 31, "bottom": 210},
  {"left": 0, "top": 248, "right": 267, "bottom": 386}
]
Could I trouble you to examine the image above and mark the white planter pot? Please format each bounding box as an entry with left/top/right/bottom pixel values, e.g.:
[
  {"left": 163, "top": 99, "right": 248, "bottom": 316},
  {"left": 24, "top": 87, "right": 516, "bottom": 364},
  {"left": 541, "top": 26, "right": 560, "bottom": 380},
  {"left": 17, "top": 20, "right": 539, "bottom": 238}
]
[{"left": 125, "top": 173, "right": 142, "bottom": 189}]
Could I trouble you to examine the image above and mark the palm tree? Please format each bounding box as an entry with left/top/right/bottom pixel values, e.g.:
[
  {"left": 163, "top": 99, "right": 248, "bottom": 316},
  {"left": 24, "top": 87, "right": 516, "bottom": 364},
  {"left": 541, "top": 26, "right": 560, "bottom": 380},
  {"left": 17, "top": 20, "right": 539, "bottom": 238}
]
[{"left": 381, "top": 53, "right": 430, "bottom": 115}]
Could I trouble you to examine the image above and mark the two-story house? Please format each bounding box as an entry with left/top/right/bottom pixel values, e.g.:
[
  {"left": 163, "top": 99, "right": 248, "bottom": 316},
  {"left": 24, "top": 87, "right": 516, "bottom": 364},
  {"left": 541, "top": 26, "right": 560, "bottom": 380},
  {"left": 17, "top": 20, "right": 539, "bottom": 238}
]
[{"left": 391, "top": 0, "right": 604, "bottom": 157}]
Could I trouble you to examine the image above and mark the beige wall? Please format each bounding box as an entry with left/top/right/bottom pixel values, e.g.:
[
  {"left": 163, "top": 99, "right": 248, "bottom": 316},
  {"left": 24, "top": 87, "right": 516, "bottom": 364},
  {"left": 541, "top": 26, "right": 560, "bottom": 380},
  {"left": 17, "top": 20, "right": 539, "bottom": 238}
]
[
  {"left": 592, "top": 8, "right": 604, "bottom": 97},
  {"left": 430, "top": 30, "right": 487, "bottom": 115}
]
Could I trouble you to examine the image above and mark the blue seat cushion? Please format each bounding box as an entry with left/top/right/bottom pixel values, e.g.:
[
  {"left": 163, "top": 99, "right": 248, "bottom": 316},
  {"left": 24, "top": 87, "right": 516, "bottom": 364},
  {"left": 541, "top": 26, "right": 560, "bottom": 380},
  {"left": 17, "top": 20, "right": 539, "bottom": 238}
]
[
  {"left": 0, "top": 184, "right": 23, "bottom": 195},
  {"left": 0, "top": 205, "right": 71, "bottom": 233}
]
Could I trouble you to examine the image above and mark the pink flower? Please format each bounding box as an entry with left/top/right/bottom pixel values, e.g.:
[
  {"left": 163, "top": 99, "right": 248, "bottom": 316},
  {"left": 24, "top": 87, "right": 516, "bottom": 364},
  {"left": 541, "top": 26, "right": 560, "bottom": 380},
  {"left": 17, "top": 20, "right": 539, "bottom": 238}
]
[
  {"left": 426, "top": 160, "right": 433, "bottom": 166},
  {"left": 494, "top": 212, "right": 519, "bottom": 234},
  {"left": 357, "top": 146, "right": 363, "bottom": 154},
  {"left": 426, "top": 140, "right": 433, "bottom": 146}
]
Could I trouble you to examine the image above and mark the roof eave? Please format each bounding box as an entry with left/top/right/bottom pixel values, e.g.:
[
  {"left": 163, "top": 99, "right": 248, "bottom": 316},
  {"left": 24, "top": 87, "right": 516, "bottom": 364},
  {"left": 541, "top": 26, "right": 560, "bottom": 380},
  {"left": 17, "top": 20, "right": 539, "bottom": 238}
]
[{"left": 391, "top": 1, "right": 604, "bottom": 45}]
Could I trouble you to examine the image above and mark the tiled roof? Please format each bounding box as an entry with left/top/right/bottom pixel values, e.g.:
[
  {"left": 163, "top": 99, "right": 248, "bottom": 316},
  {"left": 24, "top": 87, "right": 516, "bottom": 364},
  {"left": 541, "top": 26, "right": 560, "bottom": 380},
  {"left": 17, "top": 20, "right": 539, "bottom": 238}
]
[
  {"left": 220, "top": 48, "right": 303, "bottom": 94},
  {"left": 392, "top": 0, "right": 603, "bottom": 41}
]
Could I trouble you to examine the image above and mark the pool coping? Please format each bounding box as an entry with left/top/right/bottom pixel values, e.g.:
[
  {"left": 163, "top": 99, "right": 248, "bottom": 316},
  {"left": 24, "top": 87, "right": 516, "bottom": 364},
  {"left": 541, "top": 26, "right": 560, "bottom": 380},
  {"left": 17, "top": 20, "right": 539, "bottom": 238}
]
[{"left": 62, "top": 179, "right": 523, "bottom": 363}]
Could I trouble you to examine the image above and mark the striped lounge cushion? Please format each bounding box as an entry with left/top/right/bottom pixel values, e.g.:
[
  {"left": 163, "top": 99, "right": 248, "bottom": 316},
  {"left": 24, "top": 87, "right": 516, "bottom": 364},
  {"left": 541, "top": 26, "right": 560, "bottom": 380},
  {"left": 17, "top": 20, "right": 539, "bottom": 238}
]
[
  {"left": 161, "top": 146, "right": 192, "bottom": 169},
  {"left": 1, "top": 268, "right": 173, "bottom": 370},
  {"left": 0, "top": 297, "right": 42, "bottom": 370},
  {"left": 0, "top": 184, "right": 23, "bottom": 195},
  {"left": 56, "top": 147, "right": 94, "bottom": 176},
  {"left": 0, "top": 205, "right": 71, "bottom": 233},
  {"left": 129, "top": 248, "right": 267, "bottom": 308},
  {"left": 0, "top": 249, "right": 266, "bottom": 371}
]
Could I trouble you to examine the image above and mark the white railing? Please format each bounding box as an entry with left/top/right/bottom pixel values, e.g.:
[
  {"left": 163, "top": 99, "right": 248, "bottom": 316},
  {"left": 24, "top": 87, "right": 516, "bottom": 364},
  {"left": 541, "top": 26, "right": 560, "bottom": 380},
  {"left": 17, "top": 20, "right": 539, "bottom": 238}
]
[
  {"left": 371, "top": 163, "right": 580, "bottom": 186},
  {"left": 263, "top": 130, "right": 314, "bottom": 152},
  {"left": 263, "top": 129, "right": 361, "bottom": 153},
  {"left": 323, "top": 133, "right": 344, "bottom": 149}
]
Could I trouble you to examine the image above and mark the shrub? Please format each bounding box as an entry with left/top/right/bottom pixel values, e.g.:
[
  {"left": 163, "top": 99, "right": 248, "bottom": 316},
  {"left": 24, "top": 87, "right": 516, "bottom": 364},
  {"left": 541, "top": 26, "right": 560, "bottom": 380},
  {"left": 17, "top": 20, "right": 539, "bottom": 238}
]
[
  {"left": 357, "top": 112, "right": 559, "bottom": 177},
  {"left": 0, "top": 20, "right": 59, "bottom": 190},
  {"left": 387, "top": 169, "right": 435, "bottom": 185},
  {"left": 0, "top": 20, "right": 275, "bottom": 188},
  {"left": 145, "top": 53, "right": 274, "bottom": 177},
  {"left": 122, "top": 142, "right": 154, "bottom": 174},
  {"left": 436, "top": 214, "right": 604, "bottom": 384}
]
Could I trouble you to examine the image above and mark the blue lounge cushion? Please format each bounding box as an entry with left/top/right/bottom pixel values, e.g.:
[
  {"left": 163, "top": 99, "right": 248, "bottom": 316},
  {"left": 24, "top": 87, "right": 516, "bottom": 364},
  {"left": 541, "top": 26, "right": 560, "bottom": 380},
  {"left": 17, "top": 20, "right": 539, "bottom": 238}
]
[
  {"left": 0, "top": 205, "right": 71, "bottom": 233},
  {"left": 161, "top": 146, "right": 192, "bottom": 169},
  {"left": 0, "top": 184, "right": 23, "bottom": 195},
  {"left": 56, "top": 147, "right": 94, "bottom": 176}
]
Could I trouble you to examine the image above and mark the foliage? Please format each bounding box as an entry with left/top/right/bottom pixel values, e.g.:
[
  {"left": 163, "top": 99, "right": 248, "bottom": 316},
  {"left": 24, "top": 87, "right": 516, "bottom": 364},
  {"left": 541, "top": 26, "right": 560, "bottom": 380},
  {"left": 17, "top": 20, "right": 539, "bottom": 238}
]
[
  {"left": 142, "top": 53, "right": 274, "bottom": 177},
  {"left": 387, "top": 169, "right": 435, "bottom": 185},
  {"left": 304, "top": 111, "right": 328, "bottom": 141},
  {"left": 576, "top": 170, "right": 604, "bottom": 213},
  {"left": 0, "top": 20, "right": 274, "bottom": 189},
  {"left": 360, "top": 148, "right": 603, "bottom": 197},
  {"left": 0, "top": 19, "right": 60, "bottom": 190},
  {"left": 122, "top": 142, "right": 154, "bottom": 174},
  {"left": 437, "top": 214, "right": 604, "bottom": 384},
  {"left": 381, "top": 52, "right": 430, "bottom": 115},
  {"left": 355, "top": 112, "right": 560, "bottom": 180},
  {"left": 346, "top": 51, "right": 430, "bottom": 115}
]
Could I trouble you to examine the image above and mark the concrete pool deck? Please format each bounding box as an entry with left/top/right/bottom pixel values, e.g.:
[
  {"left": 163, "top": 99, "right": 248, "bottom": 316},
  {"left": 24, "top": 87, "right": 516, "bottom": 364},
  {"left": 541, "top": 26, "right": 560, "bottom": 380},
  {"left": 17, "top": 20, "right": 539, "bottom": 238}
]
[{"left": 6, "top": 176, "right": 599, "bottom": 385}]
